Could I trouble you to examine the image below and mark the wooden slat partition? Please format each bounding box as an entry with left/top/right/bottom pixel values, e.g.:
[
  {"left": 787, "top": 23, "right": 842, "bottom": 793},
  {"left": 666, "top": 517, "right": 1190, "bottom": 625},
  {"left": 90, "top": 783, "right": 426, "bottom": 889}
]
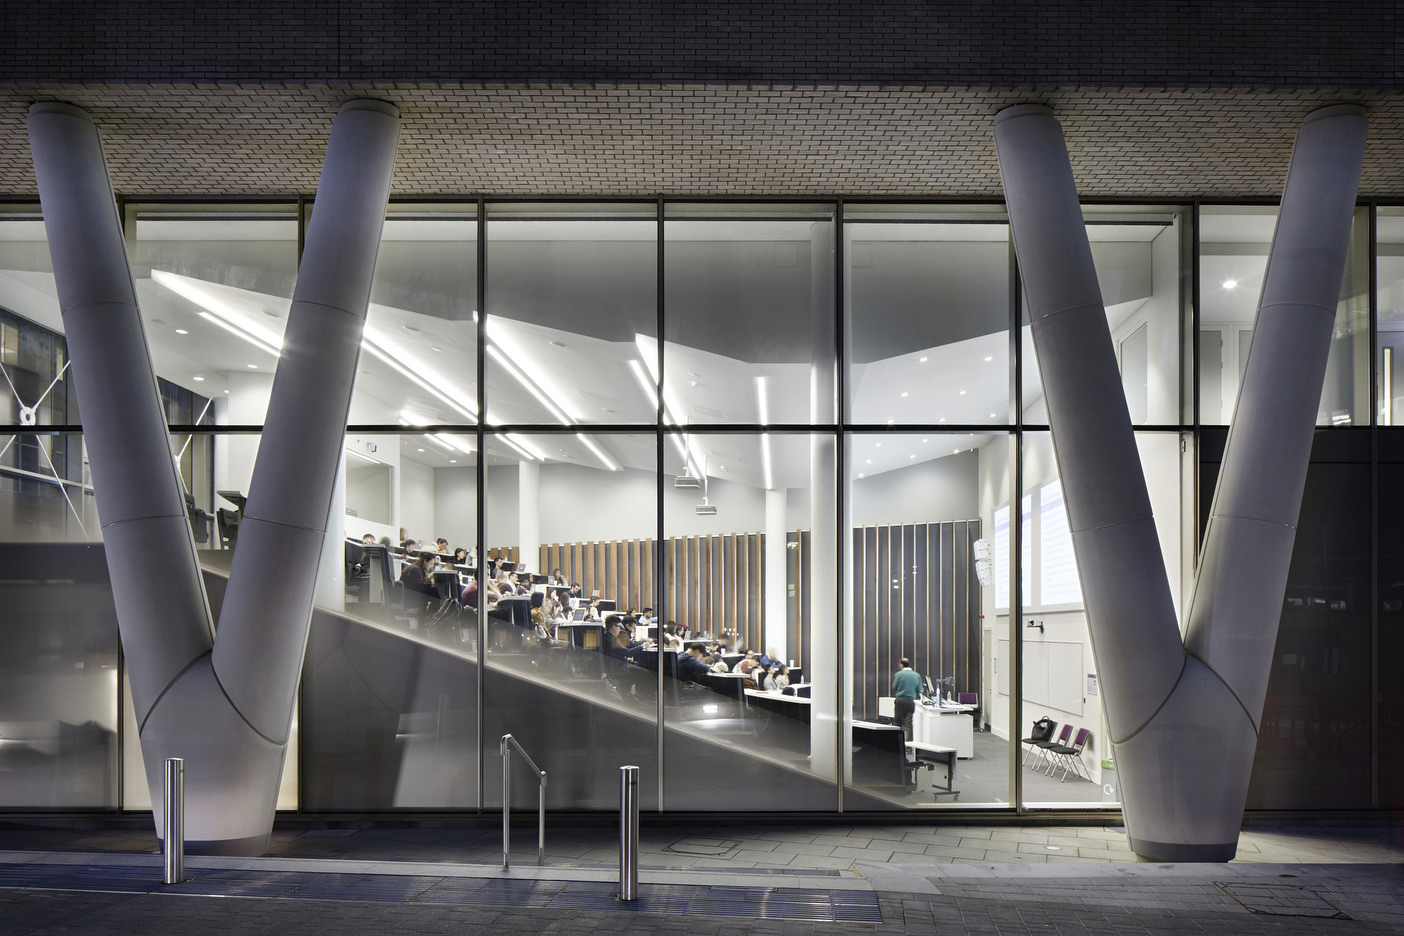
[
  {"left": 539, "top": 530, "right": 772, "bottom": 647},
  {"left": 849, "top": 519, "right": 982, "bottom": 721}
]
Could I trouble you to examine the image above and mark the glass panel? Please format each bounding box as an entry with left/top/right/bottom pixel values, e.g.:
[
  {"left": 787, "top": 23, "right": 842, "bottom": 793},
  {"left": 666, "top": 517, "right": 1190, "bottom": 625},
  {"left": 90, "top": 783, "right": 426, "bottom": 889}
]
[
  {"left": 845, "top": 430, "right": 1010, "bottom": 809},
  {"left": 663, "top": 430, "right": 837, "bottom": 809},
  {"left": 482, "top": 432, "right": 658, "bottom": 811},
  {"left": 845, "top": 207, "right": 1011, "bottom": 426},
  {"left": 1018, "top": 431, "right": 1185, "bottom": 807},
  {"left": 485, "top": 203, "right": 656, "bottom": 426},
  {"left": 664, "top": 204, "right": 836, "bottom": 427},
  {"left": 0, "top": 532, "right": 119, "bottom": 807},
  {"left": 359, "top": 208, "right": 478, "bottom": 428},
  {"left": 0, "top": 431, "right": 97, "bottom": 542},
  {"left": 1024, "top": 206, "right": 1188, "bottom": 427},
  {"left": 1205, "top": 434, "right": 1372, "bottom": 808},
  {"left": 0, "top": 213, "right": 74, "bottom": 429},
  {"left": 1377, "top": 208, "right": 1404, "bottom": 425},
  {"left": 302, "top": 432, "right": 479, "bottom": 811},
  {"left": 1378, "top": 434, "right": 1404, "bottom": 806},
  {"left": 1199, "top": 206, "right": 1368, "bottom": 426},
  {"left": 127, "top": 206, "right": 299, "bottom": 427}
]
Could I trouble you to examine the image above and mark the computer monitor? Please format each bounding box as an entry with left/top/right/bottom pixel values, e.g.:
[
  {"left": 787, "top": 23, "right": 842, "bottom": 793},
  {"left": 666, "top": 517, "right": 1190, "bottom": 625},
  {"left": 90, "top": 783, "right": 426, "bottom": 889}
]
[
  {"left": 596, "top": 599, "right": 616, "bottom": 612},
  {"left": 571, "top": 608, "right": 588, "bottom": 621}
]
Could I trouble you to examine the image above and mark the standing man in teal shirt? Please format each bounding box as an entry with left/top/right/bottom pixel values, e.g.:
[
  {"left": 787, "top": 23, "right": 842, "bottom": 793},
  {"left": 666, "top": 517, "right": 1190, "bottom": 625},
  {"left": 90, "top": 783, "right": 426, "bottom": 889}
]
[{"left": 891, "top": 657, "right": 923, "bottom": 742}]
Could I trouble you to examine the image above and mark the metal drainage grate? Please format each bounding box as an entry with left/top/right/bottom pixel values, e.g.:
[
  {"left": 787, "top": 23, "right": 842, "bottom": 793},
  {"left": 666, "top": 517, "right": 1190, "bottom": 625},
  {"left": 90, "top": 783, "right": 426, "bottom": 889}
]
[
  {"left": 0, "top": 864, "right": 882, "bottom": 923},
  {"left": 1216, "top": 882, "right": 1350, "bottom": 919},
  {"left": 663, "top": 836, "right": 741, "bottom": 858}
]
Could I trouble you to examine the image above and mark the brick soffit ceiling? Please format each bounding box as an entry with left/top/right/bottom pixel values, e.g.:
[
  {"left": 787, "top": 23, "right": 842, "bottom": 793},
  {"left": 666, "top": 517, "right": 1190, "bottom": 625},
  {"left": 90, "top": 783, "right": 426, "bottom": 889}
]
[{"left": 1, "top": 84, "right": 1403, "bottom": 198}]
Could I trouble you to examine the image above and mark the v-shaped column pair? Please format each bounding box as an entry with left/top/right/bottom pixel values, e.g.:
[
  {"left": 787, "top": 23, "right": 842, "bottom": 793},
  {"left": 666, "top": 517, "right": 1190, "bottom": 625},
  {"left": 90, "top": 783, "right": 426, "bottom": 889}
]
[
  {"left": 995, "top": 104, "right": 1367, "bottom": 861},
  {"left": 28, "top": 100, "right": 399, "bottom": 855}
]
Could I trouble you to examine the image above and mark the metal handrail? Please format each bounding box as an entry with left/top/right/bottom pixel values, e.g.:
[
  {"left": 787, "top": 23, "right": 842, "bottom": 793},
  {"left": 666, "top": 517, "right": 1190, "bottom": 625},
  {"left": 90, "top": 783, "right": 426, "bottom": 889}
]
[{"left": 500, "top": 733, "right": 547, "bottom": 868}]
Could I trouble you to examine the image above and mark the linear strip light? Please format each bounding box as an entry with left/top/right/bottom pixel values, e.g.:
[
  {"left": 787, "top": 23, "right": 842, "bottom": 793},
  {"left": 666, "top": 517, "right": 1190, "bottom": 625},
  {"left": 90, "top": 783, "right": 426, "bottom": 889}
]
[
  {"left": 634, "top": 336, "right": 704, "bottom": 478},
  {"left": 627, "top": 358, "right": 660, "bottom": 411},
  {"left": 756, "top": 375, "right": 774, "bottom": 490},
  {"left": 484, "top": 344, "right": 571, "bottom": 425},
  {"left": 401, "top": 411, "right": 477, "bottom": 457},
  {"left": 153, "top": 270, "right": 287, "bottom": 350},
  {"left": 362, "top": 341, "right": 478, "bottom": 422},
  {"left": 197, "top": 311, "right": 281, "bottom": 358},
  {"left": 577, "top": 433, "right": 619, "bottom": 471},
  {"left": 156, "top": 271, "right": 480, "bottom": 424},
  {"left": 484, "top": 321, "right": 576, "bottom": 424},
  {"left": 500, "top": 433, "right": 542, "bottom": 462}
]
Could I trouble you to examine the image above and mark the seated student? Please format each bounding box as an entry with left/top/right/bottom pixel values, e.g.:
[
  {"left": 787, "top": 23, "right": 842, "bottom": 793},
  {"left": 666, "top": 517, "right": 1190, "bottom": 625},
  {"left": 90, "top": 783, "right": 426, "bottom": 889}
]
[
  {"left": 399, "top": 551, "right": 440, "bottom": 599},
  {"left": 763, "top": 663, "right": 791, "bottom": 692},
  {"left": 735, "top": 651, "right": 761, "bottom": 675},
  {"left": 434, "top": 537, "right": 449, "bottom": 554},
  {"left": 758, "top": 647, "right": 783, "bottom": 670},
  {"left": 659, "top": 622, "right": 683, "bottom": 651},
  {"left": 360, "top": 533, "right": 376, "bottom": 545},
  {"left": 677, "top": 645, "right": 711, "bottom": 682},
  {"left": 706, "top": 655, "right": 730, "bottom": 674},
  {"left": 549, "top": 568, "right": 566, "bottom": 586},
  {"left": 709, "top": 634, "right": 733, "bottom": 657},
  {"left": 600, "top": 618, "right": 636, "bottom": 662},
  {"left": 460, "top": 574, "right": 501, "bottom": 609},
  {"left": 451, "top": 546, "right": 469, "bottom": 564}
]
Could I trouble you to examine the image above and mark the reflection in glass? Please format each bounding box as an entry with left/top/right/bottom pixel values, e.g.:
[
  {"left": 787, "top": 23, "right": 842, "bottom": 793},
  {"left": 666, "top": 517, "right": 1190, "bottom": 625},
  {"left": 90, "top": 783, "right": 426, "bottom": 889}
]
[
  {"left": 846, "top": 209, "right": 1011, "bottom": 426},
  {"left": 0, "top": 542, "right": 119, "bottom": 807},
  {"left": 482, "top": 433, "right": 659, "bottom": 810},
  {"left": 846, "top": 431, "right": 1009, "bottom": 809},
  {"left": 1378, "top": 209, "right": 1404, "bottom": 425},
  {"left": 661, "top": 431, "right": 841, "bottom": 809},
  {"left": 664, "top": 204, "right": 835, "bottom": 427},
  {"left": 360, "top": 210, "right": 478, "bottom": 428},
  {"left": 303, "top": 432, "right": 479, "bottom": 810},
  {"left": 1024, "top": 207, "right": 1187, "bottom": 427},
  {"left": 1017, "top": 431, "right": 1184, "bottom": 807},
  {"left": 486, "top": 204, "right": 656, "bottom": 426},
  {"left": 1200, "top": 206, "right": 1368, "bottom": 426}
]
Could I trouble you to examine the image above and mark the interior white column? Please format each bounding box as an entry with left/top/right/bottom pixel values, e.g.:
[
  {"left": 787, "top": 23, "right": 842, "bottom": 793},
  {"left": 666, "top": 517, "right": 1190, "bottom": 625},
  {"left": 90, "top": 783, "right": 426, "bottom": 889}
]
[
  {"left": 518, "top": 460, "right": 540, "bottom": 572},
  {"left": 807, "top": 219, "right": 839, "bottom": 781},
  {"left": 764, "top": 487, "right": 788, "bottom": 661},
  {"left": 313, "top": 449, "right": 347, "bottom": 613}
]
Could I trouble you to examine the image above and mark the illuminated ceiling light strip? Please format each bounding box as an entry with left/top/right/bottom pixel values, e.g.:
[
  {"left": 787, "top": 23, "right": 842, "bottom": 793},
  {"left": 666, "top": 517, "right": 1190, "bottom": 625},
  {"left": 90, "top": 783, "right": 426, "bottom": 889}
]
[
  {"left": 435, "top": 433, "right": 476, "bottom": 455},
  {"left": 484, "top": 320, "right": 576, "bottom": 422},
  {"left": 628, "top": 359, "right": 660, "bottom": 411},
  {"left": 500, "top": 433, "right": 542, "bottom": 462},
  {"left": 154, "top": 270, "right": 286, "bottom": 349},
  {"left": 485, "top": 343, "right": 571, "bottom": 425},
  {"left": 198, "top": 311, "right": 281, "bottom": 357},
  {"left": 362, "top": 341, "right": 477, "bottom": 422},
  {"left": 577, "top": 433, "right": 619, "bottom": 471}
]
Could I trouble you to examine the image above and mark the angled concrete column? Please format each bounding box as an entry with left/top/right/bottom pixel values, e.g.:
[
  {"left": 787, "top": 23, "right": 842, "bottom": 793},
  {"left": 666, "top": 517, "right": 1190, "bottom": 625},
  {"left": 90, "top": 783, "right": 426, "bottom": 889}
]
[
  {"left": 994, "top": 104, "right": 1186, "bottom": 744},
  {"left": 28, "top": 101, "right": 216, "bottom": 740},
  {"left": 995, "top": 103, "right": 1367, "bottom": 861},
  {"left": 31, "top": 100, "right": 400, "bottom": 855}
]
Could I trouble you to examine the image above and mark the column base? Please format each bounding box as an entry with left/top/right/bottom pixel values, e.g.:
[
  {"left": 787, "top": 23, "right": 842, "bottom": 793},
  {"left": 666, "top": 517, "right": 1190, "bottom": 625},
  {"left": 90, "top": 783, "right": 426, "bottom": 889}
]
[{"left": 1130, "top": 838, "right": 1237, "bottom": 863}]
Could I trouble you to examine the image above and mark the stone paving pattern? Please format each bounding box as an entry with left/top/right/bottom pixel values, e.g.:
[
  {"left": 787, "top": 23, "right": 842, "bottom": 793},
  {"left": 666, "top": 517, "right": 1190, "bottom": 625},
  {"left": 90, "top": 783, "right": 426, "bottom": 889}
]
[{"left": 0, "top": 820, "right": 1400, "bottom": 934}]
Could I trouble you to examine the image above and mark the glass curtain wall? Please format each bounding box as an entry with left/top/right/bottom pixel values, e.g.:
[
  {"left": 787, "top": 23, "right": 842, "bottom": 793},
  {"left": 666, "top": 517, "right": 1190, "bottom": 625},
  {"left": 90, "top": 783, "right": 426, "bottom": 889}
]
[
  {"left": 1199, "top": 206, "right": 1369, "bottom": 427},
  {"left": 662, "top": 204, "right": 840, "bottom": 810},
  {"left": 5, "top": 198, "right": 1402, "bottom": 818},
  {"left": 843, "top": 206, "right": 1014, "bottom": 809}
]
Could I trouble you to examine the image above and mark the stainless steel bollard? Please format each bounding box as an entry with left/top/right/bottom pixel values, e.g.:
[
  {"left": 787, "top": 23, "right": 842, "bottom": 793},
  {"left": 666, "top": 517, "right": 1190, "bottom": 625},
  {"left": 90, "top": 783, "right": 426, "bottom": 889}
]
[
  {"left": 163, "top": 757, "right": 184, "bottom": 884},
  {"left": 501, "top": 750, "right": 511, "bottom": 869},
  {"left": 619, "top": 765, "right": 639, "bottom": 901}
]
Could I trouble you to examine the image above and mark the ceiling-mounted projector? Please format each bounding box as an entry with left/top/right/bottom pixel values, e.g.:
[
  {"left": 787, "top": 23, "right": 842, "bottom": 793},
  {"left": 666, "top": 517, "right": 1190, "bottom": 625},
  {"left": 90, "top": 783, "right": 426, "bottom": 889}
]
[
  {"left": 673, "top": 473, "right": 701, "bottom": 489},
  {"left": 695, "top": 500, "right": 718, "bottom": 516}
]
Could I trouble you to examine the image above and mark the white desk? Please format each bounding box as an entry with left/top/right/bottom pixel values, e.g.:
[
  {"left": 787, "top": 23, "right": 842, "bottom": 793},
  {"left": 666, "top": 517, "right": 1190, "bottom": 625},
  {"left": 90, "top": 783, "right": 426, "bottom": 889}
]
[{"left": 914, "top": 704, "right": 974, "bottom": 758}]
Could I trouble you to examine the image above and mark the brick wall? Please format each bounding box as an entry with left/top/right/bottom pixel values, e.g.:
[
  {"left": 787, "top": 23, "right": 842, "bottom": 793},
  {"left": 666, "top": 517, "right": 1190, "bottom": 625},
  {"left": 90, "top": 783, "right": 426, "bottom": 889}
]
[{"left": 1, "top": 1, "right": 1398, "bottom": 88}]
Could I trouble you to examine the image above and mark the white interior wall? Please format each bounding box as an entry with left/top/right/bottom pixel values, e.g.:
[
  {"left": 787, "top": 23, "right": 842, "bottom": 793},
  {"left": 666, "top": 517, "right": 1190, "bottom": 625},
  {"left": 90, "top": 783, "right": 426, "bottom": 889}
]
[
  {"left": 849, "top": 450, "right": 979, "bottom": 526},
  {"left": 399, "top": 456, "right": 436, "bottom": 546}
]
